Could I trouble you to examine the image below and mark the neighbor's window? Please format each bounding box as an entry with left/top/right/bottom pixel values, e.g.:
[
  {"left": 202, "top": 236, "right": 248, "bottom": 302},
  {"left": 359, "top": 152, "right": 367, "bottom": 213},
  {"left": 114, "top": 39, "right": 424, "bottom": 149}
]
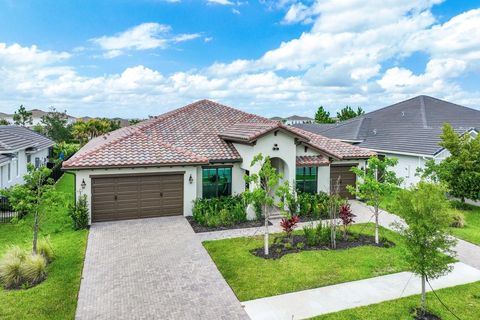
[
  {"left": 202, "top": 167, "right": 232, "bottom": 198},
  {"left": 27, "top": 155, "right": 31, "bottom": 163},
  {"left": 7, "top": 163, "right": 11, "bottom": 181},
  {"left": 296, "top": 167, "right": 317, "bottom": 194},
  {"left": 35, "top": 157, "right": 40, "bottom": 168}
]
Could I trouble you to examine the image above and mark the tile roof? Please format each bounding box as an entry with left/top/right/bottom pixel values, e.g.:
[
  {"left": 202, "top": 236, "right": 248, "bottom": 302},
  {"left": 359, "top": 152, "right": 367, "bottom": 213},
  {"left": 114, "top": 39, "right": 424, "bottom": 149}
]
[
  {"left": 296, "top": 155, "right": 330, "bottom": 167},
  {"left": 0, "top": 126, "right": 54, "bottom": 152},
  {"left": 64, "top": 100, "right": 374, "bottom": 169},
  {"left": 294, "top": 95, "right": 480, "bottom": 156}
]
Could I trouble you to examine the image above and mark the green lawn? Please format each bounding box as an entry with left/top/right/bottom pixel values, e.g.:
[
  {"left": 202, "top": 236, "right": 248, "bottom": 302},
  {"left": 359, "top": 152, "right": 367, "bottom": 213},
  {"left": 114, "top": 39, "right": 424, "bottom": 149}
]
[
  {"left": 0, "top": 173, "right": 88, "bottom": 320},
  {"left": 448, "top": 203, "right": 480, "bottom": 245},
  {"left": 204, "top": 224, "right": 412, "bottom": 301},
  {"left": 313, "top": 281, "right": 480, "bottom": 320}
]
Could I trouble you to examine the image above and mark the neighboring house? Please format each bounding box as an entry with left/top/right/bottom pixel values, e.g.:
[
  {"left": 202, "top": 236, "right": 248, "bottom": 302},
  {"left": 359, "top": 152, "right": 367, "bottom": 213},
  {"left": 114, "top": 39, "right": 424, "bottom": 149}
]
[
  {"left": 0, "top": 109, "right": 77, "bottom": 126},
  {"left": 0, "top": 126, "right": 54, "bottom": 189},
  {"left": 63, "top": 100, "right": 374, "bottom": 224},
  {"left": 294, "top": 95, "right": 480, "bottom": 187},
  {"left": 271, "top": 115, "right": 315, "bottom": 125}
]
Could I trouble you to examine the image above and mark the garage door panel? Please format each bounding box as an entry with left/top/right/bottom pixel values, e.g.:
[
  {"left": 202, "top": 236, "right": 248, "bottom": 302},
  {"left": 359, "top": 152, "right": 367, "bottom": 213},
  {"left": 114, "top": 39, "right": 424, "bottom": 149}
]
[
  {"left": 330, "top": 165, "right": 357, "bottom": 200},
  {"left": 92, "top": 174, "right": 184, "bottom": 222}
]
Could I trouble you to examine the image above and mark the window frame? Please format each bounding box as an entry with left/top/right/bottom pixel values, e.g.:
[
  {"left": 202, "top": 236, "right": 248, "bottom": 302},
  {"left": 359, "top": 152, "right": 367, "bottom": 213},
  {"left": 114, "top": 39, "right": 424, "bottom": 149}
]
[
  {"left": 296, "top": 166, "right": 318, "bottom": 194},
  {"left": 202, "top": 166, "right": 233, "bottom": 199}
]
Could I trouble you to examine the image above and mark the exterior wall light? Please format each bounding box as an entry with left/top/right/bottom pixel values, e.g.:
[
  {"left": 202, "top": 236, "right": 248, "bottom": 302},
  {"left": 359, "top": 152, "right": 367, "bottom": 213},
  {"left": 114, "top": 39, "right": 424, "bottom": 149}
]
[
  {"left": 81, "top": 179, "right": 86, "bottom": 190},
  {"left": 189, "top": 174, "right": 194, "bottom": 184},
  {"left": 272, "top": 144, "right": 279, "bottom": 151}
]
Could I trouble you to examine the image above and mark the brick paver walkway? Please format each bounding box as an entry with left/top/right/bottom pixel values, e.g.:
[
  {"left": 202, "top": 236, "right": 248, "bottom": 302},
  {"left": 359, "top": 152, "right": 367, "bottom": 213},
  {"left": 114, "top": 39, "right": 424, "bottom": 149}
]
[{"left": 76, "top": 217, "right": 248, "bottom": 320}]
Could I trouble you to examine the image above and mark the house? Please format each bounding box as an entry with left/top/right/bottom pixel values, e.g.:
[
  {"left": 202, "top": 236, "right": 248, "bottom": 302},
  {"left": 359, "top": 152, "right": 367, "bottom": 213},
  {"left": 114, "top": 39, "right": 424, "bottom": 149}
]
[
  {"left": 294, "top": 95, "right": 480, "bottom": 187},
  {"left": 271, "top": 115, "right": 315, "bottom": 125},
  {"left": 63, "top": 100, "right": 374, "bottom": 223},
  {"left": 0, "top": 126, "right": 54, "bottom": 188},
  {"left": 0, "top": 109, "right": 77, "bottom": 126}
]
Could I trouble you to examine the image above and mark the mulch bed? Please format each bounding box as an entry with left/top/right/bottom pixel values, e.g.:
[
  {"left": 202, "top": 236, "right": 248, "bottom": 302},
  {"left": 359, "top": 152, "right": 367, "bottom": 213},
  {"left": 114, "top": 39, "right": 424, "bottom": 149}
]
[
  {"left": 251, "top": 234, "right": 396, "bottom": 259},
  {"left": 186, "top": 216, "right": 271, "bottom": 233},
  {"left": 413, "top": 308, "right": 442, "bottom": 320}
]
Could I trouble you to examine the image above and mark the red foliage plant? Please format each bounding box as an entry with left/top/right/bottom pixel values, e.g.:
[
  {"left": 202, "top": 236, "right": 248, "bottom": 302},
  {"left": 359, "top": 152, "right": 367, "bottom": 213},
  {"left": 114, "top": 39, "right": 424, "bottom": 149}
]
[
  {"left": 280, "top": 215, "right": 300, "bottom": 237},
  {"left": 339, "top": 203, "right": 356, "bottom": 240}
]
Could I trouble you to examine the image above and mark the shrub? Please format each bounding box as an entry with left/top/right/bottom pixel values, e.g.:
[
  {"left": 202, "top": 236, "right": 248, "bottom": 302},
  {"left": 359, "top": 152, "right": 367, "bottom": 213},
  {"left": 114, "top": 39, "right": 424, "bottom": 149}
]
[
  {"left": 297, "top": 191, "right": 330, "bottom": 218},
  {"left": 192, "top": 195, "right": 247, "bottom": 227},
  {"left": 37, "top": 238, "right": 54, "bottom": 263},
  {"left": 253, "top": 201, "right": 263, "bottom": 220},
  {"left": 449, "top": 211, "right": 465, "bottom": 228},
  {"left": 303, "top": 223, "right": 317, "bottom": 246},
  {"left": 20, "top": 254, "right": 47, "bottom": 287},
  {"left": 296, "top": 242, "right": 305, "bottom": 250},
  {"left": 68, "top": 194, "right": 89, "bottom": 230},
  {"left": 280, "top": 215, "right": 300, "bottom": 238},
  {"left": 302, "top": 222, "right": 330, "bottom": 246},
  {"left": 339, "top": 203, "right": 356, "bottom": 240},
  {"left": 0, "top": 246, "right": 25, "bottom": 289}
]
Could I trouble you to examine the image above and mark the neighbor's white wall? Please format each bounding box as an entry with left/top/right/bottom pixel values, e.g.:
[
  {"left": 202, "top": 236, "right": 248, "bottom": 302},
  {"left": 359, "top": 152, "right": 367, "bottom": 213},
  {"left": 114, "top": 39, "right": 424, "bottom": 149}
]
[
  {"left": 0, "top": 147, "right": 49, "bottom": 189},
  {"left": 381, "top": 153, "right": 427, "bottom": 188},
  {"left": 73, "top": 166, "right": 198, "bottom": 224}
]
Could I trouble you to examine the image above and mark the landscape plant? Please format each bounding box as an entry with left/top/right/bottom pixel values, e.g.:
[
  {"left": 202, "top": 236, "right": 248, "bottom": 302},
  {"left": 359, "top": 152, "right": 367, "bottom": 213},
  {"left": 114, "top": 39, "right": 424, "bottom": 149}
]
[
  {"left": 280, "top": 215, "right": 299, "bottom": 242},
  {"left": 339, "top": 203, "right": 356, "bottom": 240},
  {"left": 1, "top": 164, "right": 62, "bottom": 255},
  {"left": 243, "top": 153, "right": 283, "bottom": 256},
  {"left": 0, "top": 246, "right": 48, "bottom": 289},
  {"left": 422, "top": 123, "right": 480, "bottom": 203},
  {"left": 192, "top": 195, "right": 247, "bottom": 227},
  {"left": 336, "top": 106, "right": 365, "bottom": 121},
  {"left": 348, "top": 156, "right": 401, "bottom": 244},
  {"left": 68, "top": 194, "right": 90, "bottom": 230},
  {"left": 392, "top": 182, "right": 456, "bottom": 317},
  {"left": 12, "top": 105, "right": 33, "bottom": 126}
]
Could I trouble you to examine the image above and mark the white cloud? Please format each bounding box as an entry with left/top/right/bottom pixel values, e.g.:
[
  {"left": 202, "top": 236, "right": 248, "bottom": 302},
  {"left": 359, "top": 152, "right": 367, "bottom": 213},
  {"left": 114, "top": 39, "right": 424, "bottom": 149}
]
[
  {"left": 91, "top": 23, "right": 201, "bottom": 58},
  {"left": 207, "top": 0, "right": 234, "bottom": 5},
  {"left": 1, "top": 2, "right": 480, "bottom": 118}
]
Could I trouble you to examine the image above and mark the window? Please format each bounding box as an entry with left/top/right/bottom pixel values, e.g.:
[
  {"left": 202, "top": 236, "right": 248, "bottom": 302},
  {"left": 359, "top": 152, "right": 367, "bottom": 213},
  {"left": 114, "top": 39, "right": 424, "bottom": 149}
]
[
  {"left": 202, "top": 167, "right": 232, "bottom": 198},
  {"left": 27, "top": 155, "right": 31, "bottom": 163},
  {"left": 14, "top": 153, "right": 18, "bottom": 177},
  {"left": 296, "top": 167, "right": 317, "bottom": 194},
  {"left": 35, "top": 157, "right": 40, "bottom": 168},
  {"left": 7, "top": 163, "right": 11, "bottom": 181}
]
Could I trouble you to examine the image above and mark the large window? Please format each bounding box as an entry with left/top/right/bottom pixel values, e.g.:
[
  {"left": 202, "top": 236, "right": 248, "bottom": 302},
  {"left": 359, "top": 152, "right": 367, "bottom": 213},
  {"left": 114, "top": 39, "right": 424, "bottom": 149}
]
[
  {"left": 296, "top": 167, "right": 317, "bottom": 194},
  {"left": 202, "top": 167, "right": 232, "bottom": 198}
]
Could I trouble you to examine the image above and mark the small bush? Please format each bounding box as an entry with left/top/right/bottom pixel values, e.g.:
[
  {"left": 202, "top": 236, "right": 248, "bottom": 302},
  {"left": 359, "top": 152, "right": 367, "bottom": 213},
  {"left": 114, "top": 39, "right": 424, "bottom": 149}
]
[
  {"left": 449, "top": 211, "right": 465, "bottom": 228},
  {"left": 302, "top": 222, "right": 330, "bottom": 246},
  {"left": 303, "top": 223, "right": 317, "bottom": 246},
  {"left": 297, "top": 191, "right": 330, "bottom": 218},
  {"left": 68, "top": 194, "right": 89, "bottom": 230},
  {"left": 0, "top": 246, "right": 25, "bottom": 289},
  {"left": 192, "top": 195, "right": 247, "bottom": 227},
  {"left": 20, "top": 254, "right": 47, "bottom": 287},
  {"left": 296, "top": 242, "right": 305, "bottom": 250},
  {"left": 37, "top": 238, "right": 54, "bottom": 262}
]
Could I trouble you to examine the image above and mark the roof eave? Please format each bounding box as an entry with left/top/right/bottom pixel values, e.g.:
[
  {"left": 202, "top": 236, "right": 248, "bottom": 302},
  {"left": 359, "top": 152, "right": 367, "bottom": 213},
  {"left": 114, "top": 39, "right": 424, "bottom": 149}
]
[{"left": 62, "top": 161, "right": 209, "bottom": 171}]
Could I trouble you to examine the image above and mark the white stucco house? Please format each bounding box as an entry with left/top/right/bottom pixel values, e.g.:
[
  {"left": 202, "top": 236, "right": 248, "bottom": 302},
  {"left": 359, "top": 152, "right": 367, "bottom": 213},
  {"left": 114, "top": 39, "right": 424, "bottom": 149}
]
[
  {"left": 0, "top": 109, "right": 77, "bottom": 127},
  {"left": 63, "top": 100, "right": 374, "bottom": 224},
  {"left": 0, "top": 126, "right": 54, "bottom": 189},
  {"left": 295, "top": 96, "right": 480, "bottom": 187}
]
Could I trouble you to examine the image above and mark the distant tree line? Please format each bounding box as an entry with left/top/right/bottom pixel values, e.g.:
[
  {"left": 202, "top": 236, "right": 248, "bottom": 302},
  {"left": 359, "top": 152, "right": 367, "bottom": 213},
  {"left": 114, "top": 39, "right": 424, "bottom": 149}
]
[{"left": 314, "top": 105, "right": 365, "bottom": 124}]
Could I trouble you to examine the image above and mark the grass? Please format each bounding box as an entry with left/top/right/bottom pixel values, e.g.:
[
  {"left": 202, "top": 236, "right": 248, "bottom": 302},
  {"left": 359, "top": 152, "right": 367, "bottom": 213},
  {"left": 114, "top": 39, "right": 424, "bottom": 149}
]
[
  {"left": 313, "top": 281, "right": 480, "bottom": 320},
  {"left": 380, "top": 190, "right": 480, "bottom": 245},
  {"left": 448, "top": 203, "right": 480, "bottom": 245},
  {"left": 204, "top": 224, "right": 412, "bottom": 301},
  {"left": 0, "top": 173, "right": 88, "bottom": 320}
]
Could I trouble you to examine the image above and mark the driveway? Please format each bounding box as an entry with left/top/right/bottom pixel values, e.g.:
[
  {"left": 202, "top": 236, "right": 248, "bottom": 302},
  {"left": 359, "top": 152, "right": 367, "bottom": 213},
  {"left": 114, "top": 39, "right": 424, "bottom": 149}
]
[{"left": 76, "top": 217, "right": 248, "bottom": 320}]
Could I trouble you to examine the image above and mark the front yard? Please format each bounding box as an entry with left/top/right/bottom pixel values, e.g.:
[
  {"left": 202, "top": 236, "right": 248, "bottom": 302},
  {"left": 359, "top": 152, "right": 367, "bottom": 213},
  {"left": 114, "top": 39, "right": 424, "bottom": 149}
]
[
  {"left": 0, "top": 173, "right": 88, "bottom": 320},
  {"left": 204, "top": 224, "right": 411, "bottom": 301},
  {"left": 314, "top": 281, "right": 480, "bottom": 320}
]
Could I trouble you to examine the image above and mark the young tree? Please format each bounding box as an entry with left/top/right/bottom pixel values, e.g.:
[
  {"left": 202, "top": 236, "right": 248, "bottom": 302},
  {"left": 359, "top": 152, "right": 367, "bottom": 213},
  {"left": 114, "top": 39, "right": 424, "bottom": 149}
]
[
  {"left": 314, "top": 106, "right": 335, "bottom": 124},
  {"left": 2, "top": 165, "right": 62, "bottom": 254},
  {"left": 41, "top": 107, "right": 73, "bottom": 143},
  {"left": 13, "top": 105, "right": 33, "bottom": 126},
  {"left": 393, "top": 182, "right": 456, "bottom": 315},
  {"left": 336, "top": 106, "right": 365, "bottom": 121},
  {"left": 348, "top": 156, "right": 401, "bottom": 244},
  {"left": 422, "top": 123, "right": 480, "bottom": 202},
  {"left": 0, "top": 118, "right": 10, "bottom": 125},
  {"left": 244, "top": 154, "right": 283, "bottom": 256}
]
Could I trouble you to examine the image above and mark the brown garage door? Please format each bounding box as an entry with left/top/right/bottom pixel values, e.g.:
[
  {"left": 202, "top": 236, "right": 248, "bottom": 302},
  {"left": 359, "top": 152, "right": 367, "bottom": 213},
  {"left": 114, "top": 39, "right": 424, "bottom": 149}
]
[
  {"left": 91, "top": 173, "right": 184, "bottom": 222},
  {"left": 330, "top": 164, "right": 357, "bottom": 199}
]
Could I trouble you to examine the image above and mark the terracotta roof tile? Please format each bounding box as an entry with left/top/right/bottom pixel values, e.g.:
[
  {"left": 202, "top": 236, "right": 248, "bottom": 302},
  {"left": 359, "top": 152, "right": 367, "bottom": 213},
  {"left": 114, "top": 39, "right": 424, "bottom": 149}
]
[
  {"left": 63, "top": 99, "right": 374, "bottom": 169},
  {"left": 296, "top": 155, "right": 330, "bottom": 167}
]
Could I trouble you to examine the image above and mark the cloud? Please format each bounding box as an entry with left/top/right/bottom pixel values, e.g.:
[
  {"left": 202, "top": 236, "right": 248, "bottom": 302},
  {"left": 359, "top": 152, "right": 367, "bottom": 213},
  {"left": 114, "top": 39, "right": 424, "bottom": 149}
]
[
  {"left": 207, "top": 0, "right": 234, "bottom": 5},
  {"left": 91, "top": 23, "right": 201, "bottom": 57},
  {"left": 1, "top": 2, "right": 480, "bottom": 118}
]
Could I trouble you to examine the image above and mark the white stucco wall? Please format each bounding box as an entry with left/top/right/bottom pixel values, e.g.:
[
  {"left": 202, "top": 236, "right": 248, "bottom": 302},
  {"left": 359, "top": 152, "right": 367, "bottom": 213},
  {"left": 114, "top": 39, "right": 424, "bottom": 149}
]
[
  {"left": 380, "top": 153, "right": 428, "bottom": 188},
  {"left": 0, "top": 147, "right": 49, "bottom": 189},
  {"left": 72, "top": 166, "right": 198, "bottom": 224}
]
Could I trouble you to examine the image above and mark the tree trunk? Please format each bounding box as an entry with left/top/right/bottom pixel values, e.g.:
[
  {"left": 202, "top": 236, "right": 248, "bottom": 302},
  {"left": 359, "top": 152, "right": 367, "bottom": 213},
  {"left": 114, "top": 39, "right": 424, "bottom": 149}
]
[
  {"left": 421, "top": 274, "right": 426, "bottom": 312},
  {"left": 374, "top": 205, "right": 379, "bottom": 244},
  {"left": 264, "top": 204, "right": 269, "bottom": 256},
  {"left": 32, "top": 211, "right": 39, "bottom": 255}
]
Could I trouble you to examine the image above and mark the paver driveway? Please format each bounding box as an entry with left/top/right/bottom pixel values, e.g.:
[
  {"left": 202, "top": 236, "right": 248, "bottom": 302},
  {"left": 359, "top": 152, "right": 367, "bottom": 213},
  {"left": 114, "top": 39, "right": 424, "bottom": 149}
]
[{"left": 76, "top": 216, "right": 248, "bottom": 320}]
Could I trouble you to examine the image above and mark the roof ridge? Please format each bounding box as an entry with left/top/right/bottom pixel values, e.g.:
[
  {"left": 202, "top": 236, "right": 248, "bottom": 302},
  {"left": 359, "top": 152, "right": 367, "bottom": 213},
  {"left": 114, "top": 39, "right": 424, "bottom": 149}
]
[{"left": 419, "top": 95, "right": 428, "bottom": 128}]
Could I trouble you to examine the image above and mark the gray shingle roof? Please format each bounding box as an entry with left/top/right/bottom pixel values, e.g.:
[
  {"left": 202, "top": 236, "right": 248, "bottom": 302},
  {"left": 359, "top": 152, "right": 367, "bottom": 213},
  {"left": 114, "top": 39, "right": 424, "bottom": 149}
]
[
  {"left": 0, "top": 126, "right": 54, "bottom": 152},
  {"left": 294, "top": 95, "right": 480, "bottom": 156}
]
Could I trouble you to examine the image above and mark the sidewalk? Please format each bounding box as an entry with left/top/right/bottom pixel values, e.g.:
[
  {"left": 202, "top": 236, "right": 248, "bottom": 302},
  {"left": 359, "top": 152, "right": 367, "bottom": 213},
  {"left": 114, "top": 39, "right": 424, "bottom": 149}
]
[
  {"left": 242, "top": 262, "right": 480, "bottom": 320},
  {"left": 350, "top": 200, "right": 480, "bottom": 270}
]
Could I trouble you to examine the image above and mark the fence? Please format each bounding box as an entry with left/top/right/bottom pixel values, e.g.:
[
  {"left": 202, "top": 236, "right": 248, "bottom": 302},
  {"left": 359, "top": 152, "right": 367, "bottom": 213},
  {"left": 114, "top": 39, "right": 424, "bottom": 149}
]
[{"left": 0, "top": 196, "right": 19, "bottom": 223}]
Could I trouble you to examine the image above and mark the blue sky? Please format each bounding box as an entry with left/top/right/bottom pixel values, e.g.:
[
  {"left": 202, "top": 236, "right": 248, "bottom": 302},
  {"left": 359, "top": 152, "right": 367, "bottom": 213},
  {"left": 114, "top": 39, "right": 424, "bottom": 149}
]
[{"left": 0, "top": 0, "right": 479, "bottom": 118}]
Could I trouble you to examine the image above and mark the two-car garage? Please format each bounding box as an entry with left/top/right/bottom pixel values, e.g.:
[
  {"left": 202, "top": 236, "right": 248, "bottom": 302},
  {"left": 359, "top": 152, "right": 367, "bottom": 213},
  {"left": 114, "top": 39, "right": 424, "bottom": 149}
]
[{"left": 91, "top": 173, "right": 184, "bottom": 222}]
